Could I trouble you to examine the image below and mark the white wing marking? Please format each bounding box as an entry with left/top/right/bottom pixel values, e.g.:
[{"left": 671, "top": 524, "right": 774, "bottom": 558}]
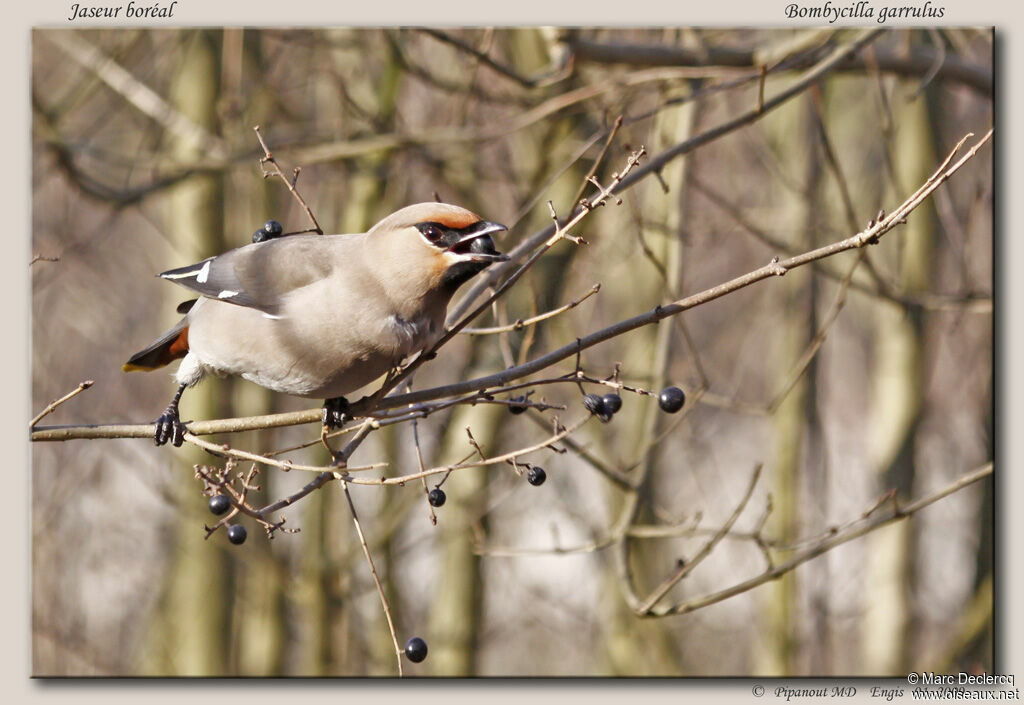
[{"left": 196, "top": 260, "right": 212, "bottom": 284}]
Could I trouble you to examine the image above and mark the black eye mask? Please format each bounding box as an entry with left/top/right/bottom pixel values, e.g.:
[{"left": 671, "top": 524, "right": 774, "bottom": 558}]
[{"left": 415, "top": 221, "right": 506, "bottom": 256}]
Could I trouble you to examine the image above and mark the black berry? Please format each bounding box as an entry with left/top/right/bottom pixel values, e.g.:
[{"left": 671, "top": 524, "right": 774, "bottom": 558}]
[
  {"left": 527, "top": 466, "right": 547, "bottom": 486},
  {"left": 508, "top": 395, "right": 528, "bottom": 415},
  {"left": 602, "top": 393, "right": 622, "bottom": 415},
  {"left": 583, "top": 393, "right": 606, "bottom": 416},
  {"left": 227, "top": 524, "right": 247, "bottom": 545},
  {"left": 263, "top": 219, "right": 283, "bottom": 237},
  {"left": 252, "top": 229, "right": 269, "bottom": 243},
  {"left": 469, "top": 234, "right": 497, "bottom": 256},
  {"left": 658, "top": 386, "right": 686, "bottom": 413},
  {"left": 583, "top": 393, "right": 612, "bottom": 422},
  {"left": 208, "top": 494, "right": 230, "bottom": 516},
  {"left": 405, "top": 637, "right": 428, "bottom": 663},
  {"left": 428, "top": 488, "right": 447, "bottom": 507}
]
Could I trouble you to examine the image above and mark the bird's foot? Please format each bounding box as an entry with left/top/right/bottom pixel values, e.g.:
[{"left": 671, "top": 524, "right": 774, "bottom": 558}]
[
  {"left": 322, "top": 396, "right": 351, "bottom": 431},
  {"left": 154, "top": 384, "right": 188, "bottom": 447},
  {"left": 154, "top": 405, "right": 187, "bottom": 447}
]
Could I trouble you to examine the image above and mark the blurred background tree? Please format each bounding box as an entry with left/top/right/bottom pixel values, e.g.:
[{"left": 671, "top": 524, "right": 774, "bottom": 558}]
[{"left": 31, "top": 27, "right": 992, "bottom": 676}]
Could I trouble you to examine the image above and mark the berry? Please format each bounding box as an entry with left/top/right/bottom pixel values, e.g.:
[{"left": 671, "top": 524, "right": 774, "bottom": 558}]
[
  {"left": 428, "top": 488, "right": 447, "bottom": 507},
  {"left": 252, "top": 229, "right": 269, "bottom": 243},
  {"left": 583, "top": 393, "right": 606, "bottom": 416},
  {"left": 469, "top": 234, "right": 497, "bottom": 256},
  {"left": 601, "top": 393, "right": 622, "bottom": 415},
  {"left": 263, "top": 219, "right": 283, "bottom": 237},
  {"left": 227, "top": 524, "right": 247, "bottom": 545},
  {"left": 527, "top": 466, "right": 547, "bottom": 486},
  {"left": 208, "top": 494, "right": 230, "bottom": 516},
  {"left": 508, "top": 395, "right": 528, "bottom": 415},
  {"left": 404, "top": 637, "right": 428, "bottom": 663},
  {"left": 658, "top": 386, "right": 686, "bottom": 413},
  {"left": 583, "top": 393, "right": 612, "bottom": 422}
]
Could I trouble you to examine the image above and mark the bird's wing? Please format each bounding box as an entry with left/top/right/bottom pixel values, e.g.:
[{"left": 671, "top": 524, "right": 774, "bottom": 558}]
[{"left": 159, "top": 235, "right": 345, "bottom": 314}]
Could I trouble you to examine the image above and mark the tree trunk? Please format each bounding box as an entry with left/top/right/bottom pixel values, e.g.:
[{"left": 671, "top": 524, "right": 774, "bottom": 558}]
[
  {"left": 860, "top": 80, "right": 934, "bottom": 677},
  {"left": 140, "top": 29, "right": 233, "bottom": 677}
]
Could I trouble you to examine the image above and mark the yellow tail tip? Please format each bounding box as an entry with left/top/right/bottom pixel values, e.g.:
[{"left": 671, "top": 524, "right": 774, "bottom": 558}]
[{"left": 122, "top": 362, "right": 152, "bottom": 372}]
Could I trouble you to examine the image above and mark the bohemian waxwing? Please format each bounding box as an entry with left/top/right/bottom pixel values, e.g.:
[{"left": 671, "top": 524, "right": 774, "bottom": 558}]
[{"left": 124, "top": 202, "right": 509, "bottom": 446}]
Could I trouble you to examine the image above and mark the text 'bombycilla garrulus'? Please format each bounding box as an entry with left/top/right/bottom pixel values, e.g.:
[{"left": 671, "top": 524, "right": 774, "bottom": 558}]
[{"left": 124, "top": 202, "right": 508, "bottom": 446}]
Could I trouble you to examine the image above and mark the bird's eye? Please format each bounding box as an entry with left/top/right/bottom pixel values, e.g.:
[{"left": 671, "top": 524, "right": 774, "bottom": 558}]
[{"left": 418, "top": 223, "right": 443, "bottom": 242}]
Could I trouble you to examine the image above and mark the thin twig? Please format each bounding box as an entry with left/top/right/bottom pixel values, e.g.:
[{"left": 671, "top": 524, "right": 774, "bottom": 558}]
[
  {"left": 635, "top": 464, "right": 762, "bottom": 614},
  {"left": 338, "top": 414, "right": 586, "bottom": 486},
  {"left": 461, "top": 283, "right": 600, "bottom": 334},
  {"left": 30, "top": 380, "right": 94, "bottom": 428},
  {"left": 563, "top": 33, "right": 991, "bottom": 96},
  {"left": 185, "top": 432, "right": 385, "bottom": 475},
  {"left": 692, "top": 174, "right": 991, "bottom": 313},
  {"left": 418, "top": 28, "right": 545, "bottom": 88},
  {"left": 649, "top": 463, "right": 993, "bottom": 617},
  {"left": 341, "top": 481, "right": 403, "bottom": 676},
  {"left": 569, "top": 116, "right": 624, "bottom": 209},
  {"left": 766, "top": 252, "right": 862, "bottom": 414},
  {"left": 411, "top": 416, "right": 436, "bottom": 525},
  {"left": 253, "top": 125, "right": 323, "bottom": 235}
]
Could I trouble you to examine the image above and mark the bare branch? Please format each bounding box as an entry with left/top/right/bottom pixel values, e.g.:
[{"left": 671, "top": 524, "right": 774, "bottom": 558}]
[
  {"left": 253, "top": 125, "right": 323, "bottom": 235},
  {"left": 341, "top": 482, "right": 403, "bottom": 676},
  {"left": 563, "top": 33, "right": 991, "bottom": 96},
  {"left": 41, "top": 32, "right": 228, "bottom": 158},
  {"left": 634, "top": 464, "right": 762, "bottom": 614},
  {"left": 30, "top": 380, "right": 94, "bottom": 428},
  {"left": 461, "top": 283, "right": 600, "bottom": 335},
  {"left": 648, "top": 463, "right": 993, "bottom": 618}
]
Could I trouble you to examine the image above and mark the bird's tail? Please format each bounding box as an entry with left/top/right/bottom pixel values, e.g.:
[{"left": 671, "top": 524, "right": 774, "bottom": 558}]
[{"left": 123, "top": 319, "right": 190, "bottom": 372}]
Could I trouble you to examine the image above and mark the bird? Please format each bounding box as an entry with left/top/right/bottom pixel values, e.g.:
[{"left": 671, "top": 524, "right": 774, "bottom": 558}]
[{"left": 124, "top": 202, "right": 509, "bottom": 447}]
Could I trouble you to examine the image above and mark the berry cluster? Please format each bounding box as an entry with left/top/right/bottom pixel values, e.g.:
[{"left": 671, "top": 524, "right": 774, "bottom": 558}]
[
  {"left": 582, "top": 385, "right": 686, "bottom": 420},
  {"left": 208, "top": 493, "right": 247, "bottom": 545},
  {"left": 252, "top": 219, "right": 284, "bottom": 243},
  {"left": 583, "top": 392, "right": 621, "bottom": 422},
  {"left": 208, "top": 494, "right": 230, "bottom": 515}
]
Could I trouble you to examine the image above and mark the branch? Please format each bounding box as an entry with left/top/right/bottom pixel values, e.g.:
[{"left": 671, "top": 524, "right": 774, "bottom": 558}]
[
  {"left": 30, "top": 380, "right": 93, "bottom": 428},
  {"left": 460, "top": 283, "right": 600, "bottom": 335},
  {"left": 341, "top": 482, "right": 404, "bottom": 676},
  {"left": 634, "top": 464, "right": 763, "bottom": 614},
  {"left": 563, "top": 33, "right": 992, "bottom": 96},
  {"left": 418, "top": 28, "right": 554, "bottom": 89},
  {"left": 478, "top": 458, "right": 991, "bottom": 620},
  {"left": 30, "top": 254, "right": 60, "bottom": 266},
  {"left": 647, "top": 463, "right": 993, "bottom": 618},
  {"left": 253, "top": 125, "right": 324, "bottom": 235},
  {"left": 42, "top": 32, "right": 228, "bottom": 158},
  {"left": 447, "top": 28, "right": 887, "bottom": 322}
]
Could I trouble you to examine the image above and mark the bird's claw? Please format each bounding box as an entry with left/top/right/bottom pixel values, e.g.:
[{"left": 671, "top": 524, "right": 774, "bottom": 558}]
[
  {"left": 154, "top": 407, "right": 186, "bottom": 447},
  {"left": 322, "top": 396, "right": 351, "bottom": 431}
]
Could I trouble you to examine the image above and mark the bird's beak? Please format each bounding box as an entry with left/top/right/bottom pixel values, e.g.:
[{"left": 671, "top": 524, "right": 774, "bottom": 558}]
[{"left": 447, "top": 221, "right": 510, "bottom": 263}]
